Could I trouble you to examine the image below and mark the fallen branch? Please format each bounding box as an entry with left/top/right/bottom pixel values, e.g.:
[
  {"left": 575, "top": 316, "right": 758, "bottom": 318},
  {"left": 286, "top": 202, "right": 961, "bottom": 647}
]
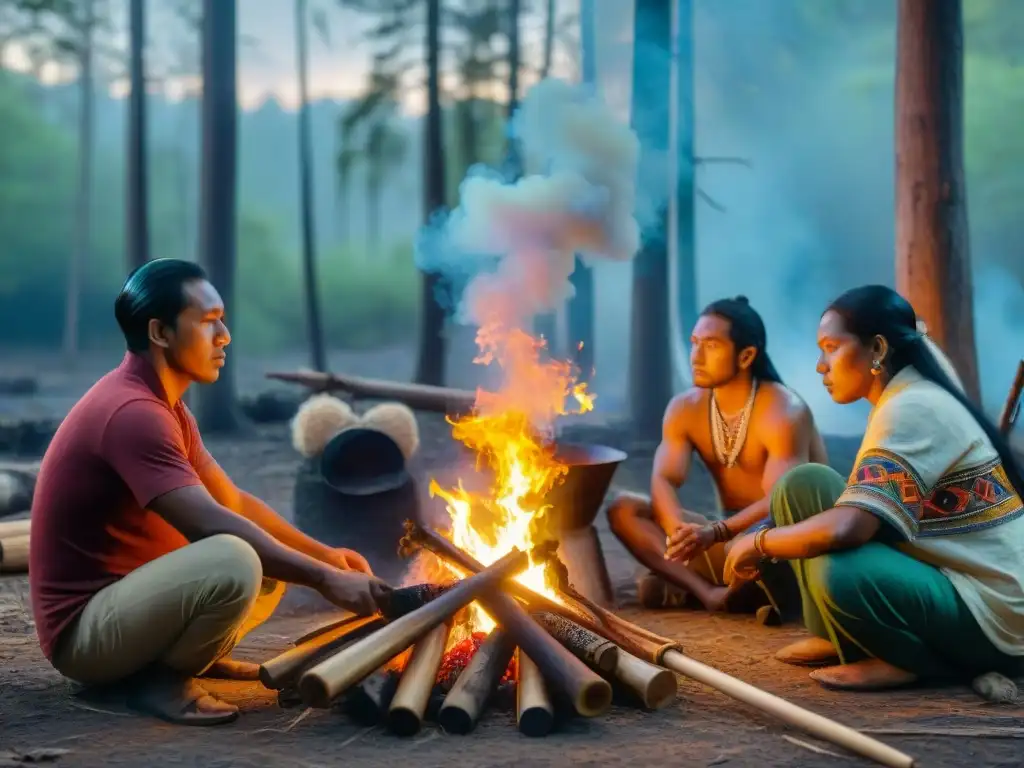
[{"left": 265, "top": 370, "right": 476, "bottom": 415}]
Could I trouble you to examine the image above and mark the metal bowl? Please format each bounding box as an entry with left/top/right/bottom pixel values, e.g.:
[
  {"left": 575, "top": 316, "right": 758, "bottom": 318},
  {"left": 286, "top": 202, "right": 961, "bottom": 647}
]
[{"left": 543, "top": 442, "right": 628, "bottom": 531}]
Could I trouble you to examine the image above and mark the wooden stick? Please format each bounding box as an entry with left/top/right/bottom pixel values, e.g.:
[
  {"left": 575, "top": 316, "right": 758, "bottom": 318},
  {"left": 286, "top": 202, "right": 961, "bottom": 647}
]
[
  {"left": 298, "top": 545, "right": 540, "bottom": 707},
  {"left": 438, "top": 629, "right": 516, "bottom": 735},
  {"left": 516, "top": 651, "right": 553, "bottom": 737},
  {"left": 293, "top": 613, "right": 360, "bottom": 645},
  {"left": 610, "top": 649, "right": 677, "bottom": 710},
  {"left": 477, "top": 590, "right": 612, "bottom": 717},
  {"left": 532, "top": 612, "right": 618, "bottom": 673},
  {"left": 660, "top": 650, "right": 915, "bottom": 768},
  {"left": 266, "top": 370, "right": 477, "bottom": 414},
  {"left": 259, "top": 615, "right": 385, "bottom": 690},
  {"left": 0, "top": 519, "right": 30, "bottom": 539},
  {"left": 0, "top": 535, "right": 29, "bottom": 574},
  {"left": 388, "top": 622, "right": 451, "bottom": 736},
  {"left": 343, "top": 665, "right": 402, "bottom": 724},
  {"left": 999, "top": 359, "right": 1024, "bottom": 435}
]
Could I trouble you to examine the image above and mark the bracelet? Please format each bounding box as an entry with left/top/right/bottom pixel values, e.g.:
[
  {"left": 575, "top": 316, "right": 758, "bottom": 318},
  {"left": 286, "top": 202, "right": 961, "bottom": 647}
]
[
  {"left": 753, "top": 528, "right": 769, "bottom": 558},
  {"left": 709, "top": 520, "right": 731, "bottom": 543}
]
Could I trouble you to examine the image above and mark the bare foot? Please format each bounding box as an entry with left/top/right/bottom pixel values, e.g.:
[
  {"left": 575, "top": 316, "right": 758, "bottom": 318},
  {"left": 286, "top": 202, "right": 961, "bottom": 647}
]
[
  {"left": 809, "top": 659, "right": 918, "bottom": 691},
  {"left": 126, "top": 667, "right": 239, "bottom": 725},
  {"left": 204, "top": 657, "right": 261, "bottom": 681},
  {"left": 775, "top": 637, "right": 839, "bottom": 667},
  {"left": 703, "top": 579, "right": 752, "bottom": 613},
  {"left": 637, "top": 573, "right": 693, "bottom": 609}
]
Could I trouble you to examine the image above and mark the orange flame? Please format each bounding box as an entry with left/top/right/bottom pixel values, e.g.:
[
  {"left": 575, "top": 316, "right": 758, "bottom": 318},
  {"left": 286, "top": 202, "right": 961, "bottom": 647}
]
[{"left": 429, "top": 320, "right": 594, "bottom": 638}]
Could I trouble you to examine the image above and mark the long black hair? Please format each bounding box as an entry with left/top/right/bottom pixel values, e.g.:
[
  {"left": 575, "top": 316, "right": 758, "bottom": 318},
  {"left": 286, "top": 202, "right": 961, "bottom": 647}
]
[
  {"left": 702, "top": 295, "right": 784, "bottom": 384},
  {"left": 826, "top": 284, "right": 1024, "bottom": 498}
]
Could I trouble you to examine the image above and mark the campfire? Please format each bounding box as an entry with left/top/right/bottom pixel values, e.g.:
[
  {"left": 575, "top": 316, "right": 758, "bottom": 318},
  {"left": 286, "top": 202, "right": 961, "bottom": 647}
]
[{"left": 259, "top": 320, "right": 684, "bottom": 737}]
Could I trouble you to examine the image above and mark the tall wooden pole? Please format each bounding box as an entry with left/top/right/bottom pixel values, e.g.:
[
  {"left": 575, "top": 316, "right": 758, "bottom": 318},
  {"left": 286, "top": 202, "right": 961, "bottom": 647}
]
[
  {"left": 127, "top": 0, "right": 150, "bottom": 271},
  {"left": 895, "top": 0, "right": 980, "bottom": 401},
  {"left": 295, "top": 0, "right": 327, "bottom": 372}
]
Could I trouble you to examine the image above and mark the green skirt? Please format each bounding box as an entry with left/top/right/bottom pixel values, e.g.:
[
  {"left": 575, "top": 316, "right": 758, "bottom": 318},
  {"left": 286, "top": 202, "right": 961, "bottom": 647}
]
[{"left": 770, "top": 464, "right": 1023, "bottom": 679}]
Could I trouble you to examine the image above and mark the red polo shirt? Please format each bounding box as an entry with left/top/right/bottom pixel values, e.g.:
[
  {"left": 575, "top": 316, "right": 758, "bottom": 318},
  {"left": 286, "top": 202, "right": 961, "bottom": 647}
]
[{"left": 29, "top": 352, "right": 212, "bottom": 661}]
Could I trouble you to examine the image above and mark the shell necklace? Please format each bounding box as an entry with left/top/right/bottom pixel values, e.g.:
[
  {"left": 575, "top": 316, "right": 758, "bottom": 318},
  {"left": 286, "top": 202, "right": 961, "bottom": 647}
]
[{"left": 710, "top": 379, "right": 758, "bottom": 468}]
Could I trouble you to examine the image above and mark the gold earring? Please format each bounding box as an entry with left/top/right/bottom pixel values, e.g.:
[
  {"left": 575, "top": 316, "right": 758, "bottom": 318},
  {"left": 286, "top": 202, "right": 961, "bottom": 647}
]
[{"left": 870, "top": 360, "right": 882, "bottom": 375}]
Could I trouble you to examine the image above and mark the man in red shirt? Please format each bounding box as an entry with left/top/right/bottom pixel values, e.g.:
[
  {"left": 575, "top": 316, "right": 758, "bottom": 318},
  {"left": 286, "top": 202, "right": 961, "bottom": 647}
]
[{"left": 30, "top": 258, "right": 390, "bottom": 726}]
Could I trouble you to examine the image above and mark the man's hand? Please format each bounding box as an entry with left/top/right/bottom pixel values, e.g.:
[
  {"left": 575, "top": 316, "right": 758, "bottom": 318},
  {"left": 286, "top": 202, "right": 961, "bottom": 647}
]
[
  {"left": 317, "top": 570, "right": 392, "bottom": 616},
  {"left": 664, "top": 522, "right": 715, "bottom": 563},
  {"left": 327, "top": 548, "right": 374, "bottom": 575}
]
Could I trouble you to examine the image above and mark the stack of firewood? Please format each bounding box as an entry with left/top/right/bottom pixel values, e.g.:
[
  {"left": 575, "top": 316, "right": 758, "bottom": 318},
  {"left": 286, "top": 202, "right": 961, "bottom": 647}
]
[{"left": 254, "top": 521, "right": 914, "bottom": 768}]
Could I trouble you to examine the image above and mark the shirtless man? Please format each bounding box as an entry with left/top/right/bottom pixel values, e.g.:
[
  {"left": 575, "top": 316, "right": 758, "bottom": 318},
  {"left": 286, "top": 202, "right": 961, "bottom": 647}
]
[
  {"left": 607, "top": 296, "right": 827, "bottom": 615},
  {"left": 30, "top": 258, "right": 391, "bottom": 726}
]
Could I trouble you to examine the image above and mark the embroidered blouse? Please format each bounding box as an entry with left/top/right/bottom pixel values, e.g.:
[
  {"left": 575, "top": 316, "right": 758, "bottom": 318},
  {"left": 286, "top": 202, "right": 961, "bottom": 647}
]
[{"left": 837, "top": 366, "right": 1024, "bottom": 655}]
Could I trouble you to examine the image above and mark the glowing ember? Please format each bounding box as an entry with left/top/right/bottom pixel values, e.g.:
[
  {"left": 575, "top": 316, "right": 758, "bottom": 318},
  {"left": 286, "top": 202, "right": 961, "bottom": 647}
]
[
  {"left": 428, "top": 320, "right": 595, "bottom": 640},
  {"left": 436, "top": 632, "right": 517, "bottom": 689}
]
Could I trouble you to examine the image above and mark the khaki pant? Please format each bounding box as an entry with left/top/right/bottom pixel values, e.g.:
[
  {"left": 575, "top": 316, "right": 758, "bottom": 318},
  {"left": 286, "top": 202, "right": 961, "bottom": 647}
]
[{"left": 52, "top": 534, "right": 285, "bottom": 685}]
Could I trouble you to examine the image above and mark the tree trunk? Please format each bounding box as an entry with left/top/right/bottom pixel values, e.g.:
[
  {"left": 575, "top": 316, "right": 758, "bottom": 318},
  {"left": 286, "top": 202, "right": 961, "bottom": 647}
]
[
  {"left": 126, "top": 0, "right": 150, "bottom": 272},
  {"left": 295, "top": 0, "right": 327, "bottom": 372},
  {"left": 367, "top": 175, "right": 381, "bottom": 257},
  {"left": 674, "top": 0, "right": 697, "bottom": 345},
  {"left": 541, "top": 0, "right": 555, "bottom": 78},
  {"left": 413, "top": 0, "right": 448, "bottom": 386},
  {"left": 64, "top": 0, "right": 94, "bottom": 363},
  {"left": 628, "top": 0, "right": 673, "bottom": 438},
  {"left": 195, "top": 0, "right": 243, "bottom": 433},
  {"left": 567, "top": 0, "right": 596, "bottom": 374},
  {"left": 895, "top": 0, "right": 979, "bottom": 401}
]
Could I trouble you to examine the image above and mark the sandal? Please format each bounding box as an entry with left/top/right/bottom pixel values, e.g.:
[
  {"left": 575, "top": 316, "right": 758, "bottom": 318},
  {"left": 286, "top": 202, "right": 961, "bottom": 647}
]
[{"left": 126, "top": 668, "right": 239, "bottom": 726}]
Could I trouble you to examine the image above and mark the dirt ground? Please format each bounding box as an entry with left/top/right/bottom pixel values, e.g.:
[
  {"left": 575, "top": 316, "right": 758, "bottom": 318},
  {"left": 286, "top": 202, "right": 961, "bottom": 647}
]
[{"left": 2, "top": 351, "right": 1023, "bottom": 768}]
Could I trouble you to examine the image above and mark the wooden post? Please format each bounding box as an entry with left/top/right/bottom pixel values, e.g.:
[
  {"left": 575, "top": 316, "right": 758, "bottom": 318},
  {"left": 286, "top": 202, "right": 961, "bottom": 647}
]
[{"left": 895, "top": 0, "right": 980, "bottom": 402}]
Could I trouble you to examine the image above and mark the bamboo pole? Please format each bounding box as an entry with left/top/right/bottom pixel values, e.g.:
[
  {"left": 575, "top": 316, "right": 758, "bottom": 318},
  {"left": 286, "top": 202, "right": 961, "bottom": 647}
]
[
  {"left": 0, "top": 535, "right": 29, "bottom": 573},
  {"left": 516, "top": 651, "right": 553, "bottom": 737},
  {"left": 259, "top": 615, "right": 384, "bottom": 689},
  {"left": 388, "top": 622, "right": 450, "bottom": 736}
]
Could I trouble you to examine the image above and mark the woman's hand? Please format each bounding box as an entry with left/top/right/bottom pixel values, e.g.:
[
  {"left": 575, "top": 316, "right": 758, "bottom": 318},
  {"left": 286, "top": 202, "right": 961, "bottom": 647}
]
[{"left": 723, "top": 534, "right": 762, "bottom": 585}]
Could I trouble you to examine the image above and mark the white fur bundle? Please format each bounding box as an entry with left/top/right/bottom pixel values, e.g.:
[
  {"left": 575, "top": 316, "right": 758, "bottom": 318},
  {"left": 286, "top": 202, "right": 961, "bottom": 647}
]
[
  {"left": 290, "top": 394, "right": 421, "bottom": 460},
  {"left": 290, "top": 394, "right": 359, "bottom": 458},
  {"left": 359, "top": 402, "right": 420, "bottom": 460}
]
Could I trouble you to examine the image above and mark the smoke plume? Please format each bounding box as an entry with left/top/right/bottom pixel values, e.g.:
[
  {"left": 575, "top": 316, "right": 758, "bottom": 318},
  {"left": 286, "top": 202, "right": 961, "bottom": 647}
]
[{"left": 415, "top": 78, "right": 642, "bottom": 333}]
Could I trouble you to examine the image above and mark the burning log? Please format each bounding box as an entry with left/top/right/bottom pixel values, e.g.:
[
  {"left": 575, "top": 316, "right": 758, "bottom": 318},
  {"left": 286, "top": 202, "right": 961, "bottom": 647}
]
[
  {"left": 516, "top": 651, "right": 553, "bottom": 737},
  {"left": 532, "top": 612, "right": 617, "bottom": 673},
  {"left": 258, "top": 615, "right": 385, "bottom": 690},
  {"left": 375, "top": 582, "right": 457, "bottom": 620},
  {"left": 438, "top": 629, "right": 516, "bottom": 734},
  {"left": 0, "top": 534, "right": 28, "bottom": 574},
  {"left": 476, "top": 590, "right": 612, "bottom": 718},
  {"left": 388, "top": 622, "right": 451, "bottom": 736},
  {"left": 343, "top": 665, "right": 402, "bottom": 724},
  {"left": 298, "top": 545, "right": 544, "bottom": 708},
  {"left": 265, "top": 370, "right": 476, "bottom": 415}
]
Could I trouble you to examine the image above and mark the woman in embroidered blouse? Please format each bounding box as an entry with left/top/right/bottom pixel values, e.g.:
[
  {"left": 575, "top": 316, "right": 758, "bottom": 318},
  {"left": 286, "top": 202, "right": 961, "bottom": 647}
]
[{"left": 723, "top": 285, "right": 1024, "bottom": 691}]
